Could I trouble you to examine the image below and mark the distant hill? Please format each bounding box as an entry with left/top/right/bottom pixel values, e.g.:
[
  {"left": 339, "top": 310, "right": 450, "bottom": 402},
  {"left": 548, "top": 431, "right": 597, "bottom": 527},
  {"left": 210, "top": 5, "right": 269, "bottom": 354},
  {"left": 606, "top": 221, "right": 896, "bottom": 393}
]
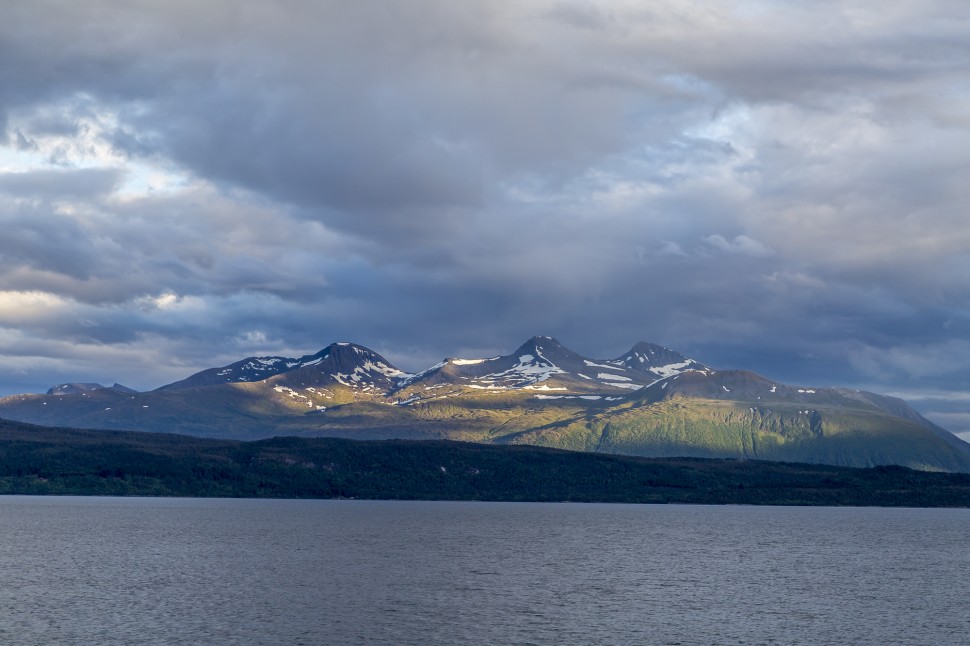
[
  {"left": 46, "top": 383, "right": 137, "bottom": 396},
  {"left": 2, "top": 336, "right": 969, "bottom": 473}
]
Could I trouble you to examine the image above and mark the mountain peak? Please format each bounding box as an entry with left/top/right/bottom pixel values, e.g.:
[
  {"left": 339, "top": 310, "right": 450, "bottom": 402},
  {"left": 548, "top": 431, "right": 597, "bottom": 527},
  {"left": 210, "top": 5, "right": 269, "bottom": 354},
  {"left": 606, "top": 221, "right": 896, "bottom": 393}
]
[
  {"left": 307, "top": 342, "right": 401, "bottom": 371},
  {"left": 270, "top": 342, "right": 410, "bottom": 393},
  {"left": 321, "top": 341, "right": 382, "bottom": 359},
  {"left": 512, "top": 335, "right": 569, "bottom": 358},
  {"left": 612, "top": 341, "right": 713, "bottom": 378},
  {"left": 629, "top": 341, "right": 672, "bottom": 354},
  {"left": 518, "top": 335, "right": 563, "bottom": 347}
]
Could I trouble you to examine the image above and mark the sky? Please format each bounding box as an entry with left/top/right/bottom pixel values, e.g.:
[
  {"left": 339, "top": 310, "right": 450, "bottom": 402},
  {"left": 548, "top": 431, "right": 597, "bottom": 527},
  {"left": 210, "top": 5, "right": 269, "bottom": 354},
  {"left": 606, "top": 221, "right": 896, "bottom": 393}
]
[{"left": 1, "top": 1, "right": 970, "bottom": 439}]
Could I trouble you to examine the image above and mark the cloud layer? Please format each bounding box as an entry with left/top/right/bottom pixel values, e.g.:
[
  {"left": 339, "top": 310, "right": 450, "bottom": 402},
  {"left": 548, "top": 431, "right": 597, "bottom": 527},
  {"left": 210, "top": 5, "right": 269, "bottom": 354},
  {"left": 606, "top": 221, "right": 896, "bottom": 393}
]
[{"left": 2, "top": 1, "right": 969, "bottom": 437}]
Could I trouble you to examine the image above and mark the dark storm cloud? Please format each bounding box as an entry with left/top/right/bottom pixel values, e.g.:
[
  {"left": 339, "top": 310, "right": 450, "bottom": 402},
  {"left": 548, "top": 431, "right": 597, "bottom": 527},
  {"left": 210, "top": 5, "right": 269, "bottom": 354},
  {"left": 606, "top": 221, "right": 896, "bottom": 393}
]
[
  {"left": 3, "top": 1, "right": 715, "bottom": 237},
  {"left": 1, "top": 1, "right": 969, "bottom": 437}
]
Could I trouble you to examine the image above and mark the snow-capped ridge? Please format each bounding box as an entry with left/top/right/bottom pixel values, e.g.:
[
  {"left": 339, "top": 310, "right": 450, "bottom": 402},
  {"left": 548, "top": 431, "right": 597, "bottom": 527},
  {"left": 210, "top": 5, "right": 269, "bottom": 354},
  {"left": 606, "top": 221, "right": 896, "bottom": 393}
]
[
  {"left": 387, "top": 336, "right": 715, "bottom": 402},
  {"left": 157, "top": 335, "right": 710, "bottom": 402},
  {"left": 158, "top": 341, "right": 410, "bottom": 391}
]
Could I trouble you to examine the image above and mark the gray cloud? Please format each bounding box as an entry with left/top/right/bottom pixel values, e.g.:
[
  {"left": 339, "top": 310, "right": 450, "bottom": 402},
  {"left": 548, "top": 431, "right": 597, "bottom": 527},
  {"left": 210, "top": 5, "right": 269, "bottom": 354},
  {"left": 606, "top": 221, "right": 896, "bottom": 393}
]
[
  {"left": 0, "top": 0, "right": 969, "bottom": 435},
  {"left": 0, "top": 167, "right": 121, "bottom": 200},
  {"left": 703, "top": 234, "right": 774, "bottom": 258}
]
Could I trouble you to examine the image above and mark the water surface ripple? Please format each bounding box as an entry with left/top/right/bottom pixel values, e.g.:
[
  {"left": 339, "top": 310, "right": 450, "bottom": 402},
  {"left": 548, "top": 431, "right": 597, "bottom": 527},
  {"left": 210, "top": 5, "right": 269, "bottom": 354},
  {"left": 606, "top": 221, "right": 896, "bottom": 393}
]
[{"left": 0, "top": 497, "right": 967, "bottom": 645}]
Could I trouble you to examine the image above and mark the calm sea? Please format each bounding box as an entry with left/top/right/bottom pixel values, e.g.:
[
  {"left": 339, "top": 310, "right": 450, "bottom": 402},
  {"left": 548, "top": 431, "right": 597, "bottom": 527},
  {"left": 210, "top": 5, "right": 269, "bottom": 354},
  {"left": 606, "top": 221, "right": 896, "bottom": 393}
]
[{"left": 0, "top": 497, "right": 967, "bottom": 645}]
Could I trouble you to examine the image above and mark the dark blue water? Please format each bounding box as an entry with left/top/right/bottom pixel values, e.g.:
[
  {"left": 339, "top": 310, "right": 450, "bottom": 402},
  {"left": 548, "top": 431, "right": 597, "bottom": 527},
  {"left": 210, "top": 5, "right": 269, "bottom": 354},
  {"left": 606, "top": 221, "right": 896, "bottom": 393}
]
[{"left": 0, "top": 497, "right": 967, "bottom": 645}]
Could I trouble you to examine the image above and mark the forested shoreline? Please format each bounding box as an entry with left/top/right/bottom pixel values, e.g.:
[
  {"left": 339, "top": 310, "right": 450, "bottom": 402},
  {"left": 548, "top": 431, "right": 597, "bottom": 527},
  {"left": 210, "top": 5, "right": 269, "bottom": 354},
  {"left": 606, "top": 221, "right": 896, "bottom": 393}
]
[{"left": 1, "top": 420, "right": 969, "bottom": 506}]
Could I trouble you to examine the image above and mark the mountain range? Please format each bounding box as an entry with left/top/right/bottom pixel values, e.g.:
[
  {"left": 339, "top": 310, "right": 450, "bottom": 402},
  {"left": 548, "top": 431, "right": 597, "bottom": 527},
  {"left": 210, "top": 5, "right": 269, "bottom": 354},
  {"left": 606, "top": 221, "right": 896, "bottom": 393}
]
[{"left": 2, "top": 336, "right": 969, "bottom": 472}]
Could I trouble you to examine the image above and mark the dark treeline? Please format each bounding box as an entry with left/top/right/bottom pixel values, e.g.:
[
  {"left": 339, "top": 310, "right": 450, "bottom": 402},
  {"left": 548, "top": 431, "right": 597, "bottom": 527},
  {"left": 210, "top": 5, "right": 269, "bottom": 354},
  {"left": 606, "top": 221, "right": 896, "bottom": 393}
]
[{"left": 0, "top": 419, "right": 969, "bottom": 506}]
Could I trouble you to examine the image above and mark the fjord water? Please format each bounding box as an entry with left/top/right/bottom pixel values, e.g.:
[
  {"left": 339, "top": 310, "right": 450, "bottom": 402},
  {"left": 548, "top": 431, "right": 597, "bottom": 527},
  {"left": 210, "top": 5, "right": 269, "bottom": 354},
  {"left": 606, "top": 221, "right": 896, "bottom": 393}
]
[{"left": 0, "top": 498, "right": 967, "bottom": 645}]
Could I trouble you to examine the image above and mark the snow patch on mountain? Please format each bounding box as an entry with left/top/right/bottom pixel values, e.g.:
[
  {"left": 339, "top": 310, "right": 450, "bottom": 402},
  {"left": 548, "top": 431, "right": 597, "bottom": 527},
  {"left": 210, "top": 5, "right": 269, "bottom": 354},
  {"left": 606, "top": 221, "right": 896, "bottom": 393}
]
[
  {"left": 650, "top": 361, "right": 696, "bottom": 378},
  {"left": 480, "top": 354, "right": 565, "bottom": 387},
  {"left": 584, "top": 360, "right": 620, "bottom": 370},
  {"left": 609, "top": 382, "right": 647, "bottom": 390},
  {"left": 299, "top": 356, "right": 326, "bottom": 367},
  {"left": 358, "top": 360, "right": 410, "bottom": 380},
  {"left": 598, "top": 373, "right": 632, "bottom": 382}
]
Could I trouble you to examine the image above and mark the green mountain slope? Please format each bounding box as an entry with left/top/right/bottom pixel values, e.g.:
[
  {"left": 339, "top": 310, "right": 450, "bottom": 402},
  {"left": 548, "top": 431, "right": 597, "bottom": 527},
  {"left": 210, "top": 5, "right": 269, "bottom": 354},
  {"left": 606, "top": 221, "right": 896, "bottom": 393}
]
[{"left": 499, "top": 399, "right": 970, "bottom": 472}]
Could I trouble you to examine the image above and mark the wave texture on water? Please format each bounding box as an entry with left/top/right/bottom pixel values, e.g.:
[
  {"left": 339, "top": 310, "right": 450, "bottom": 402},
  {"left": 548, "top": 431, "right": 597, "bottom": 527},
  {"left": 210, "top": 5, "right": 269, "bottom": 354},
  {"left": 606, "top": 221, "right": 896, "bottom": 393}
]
[{"left": 0, "top": 497, "right": 968, "bottom": 645}]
